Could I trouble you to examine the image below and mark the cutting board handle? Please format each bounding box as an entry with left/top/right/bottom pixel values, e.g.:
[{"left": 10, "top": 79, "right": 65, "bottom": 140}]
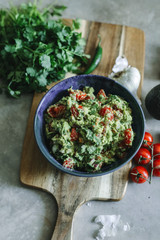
[{"left": 51, "top": 207, "right": 73, "bottom": 240}]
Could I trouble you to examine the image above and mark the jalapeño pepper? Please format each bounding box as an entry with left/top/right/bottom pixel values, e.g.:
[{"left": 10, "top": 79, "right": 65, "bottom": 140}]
[{"left": 84, "top": 35, "right": 102, "bottom": 74}]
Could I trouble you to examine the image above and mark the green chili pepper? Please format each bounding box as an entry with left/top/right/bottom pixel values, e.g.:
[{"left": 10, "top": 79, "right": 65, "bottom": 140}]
[{"left": 84, "top": 35, "right": 102, "bottom": 74}]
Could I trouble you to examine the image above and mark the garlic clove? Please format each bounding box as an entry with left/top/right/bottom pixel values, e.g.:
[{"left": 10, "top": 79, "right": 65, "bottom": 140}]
[{"left": 112, "top": 56, "right": 129, "bottom": 73}]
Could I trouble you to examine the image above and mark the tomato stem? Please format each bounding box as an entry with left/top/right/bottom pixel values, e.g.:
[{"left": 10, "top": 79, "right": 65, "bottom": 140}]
[
  {"left": 150, "top": 143, "right": 154, "bottom": 183},
  {"left": 143, "top": 142, "right": 153, "bottom": 183},
  {"left": 138, "top": 155, "right": 150, "bottom": 164},
  {"left": 131, "top": 169, "right": 149, "bottom": 183}
]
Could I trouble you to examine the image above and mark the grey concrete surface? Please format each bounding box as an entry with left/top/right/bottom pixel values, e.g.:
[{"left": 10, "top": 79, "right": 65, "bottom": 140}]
[{"left": 0, "top": 0, "right": 160, "bottom": 239}]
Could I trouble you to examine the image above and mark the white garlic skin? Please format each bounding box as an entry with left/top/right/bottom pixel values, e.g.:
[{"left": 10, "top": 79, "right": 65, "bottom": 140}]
[
  {"left": 108, "top": 56, "right": 141, "bottom": 104},
  {"left": 109, "top": 66, "right": 140, "bottom": 92},
  {"left": 109, "top": 66, "right": 141, "bottom": 104},
  {"left": 115, "top": 66, "right": 140, "bottom": 92},
  {"left": 112, "top": 56, "right": 128, "bottom": 73}
]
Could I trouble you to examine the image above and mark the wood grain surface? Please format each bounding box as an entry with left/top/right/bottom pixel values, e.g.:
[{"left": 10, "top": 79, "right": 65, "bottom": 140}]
[{"left": 20, "top": 20, "right": 145, "bottom": 240}]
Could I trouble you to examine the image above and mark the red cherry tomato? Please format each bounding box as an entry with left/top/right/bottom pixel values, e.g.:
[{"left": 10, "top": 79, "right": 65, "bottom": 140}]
[
  {"left": 47, "top": 104, "right": 66, "bottom": 118},
  {"left": 124, "top": 128, "right": 132, "bottom": 145},
  {"left": 142, "top": 132, "right": 153, "bottom": 148},
  {"left": 152, "top": 158, "right": 160, "bottom": 177},
  {"left": 76, "top": 91, "right": 87, "bottom": 101},
  {"left": 71, "top": 105, "right": 79, "bottom": 118},
  {"left": 97, "top": 89, "right": 107, "bottom": 99},
  {"left": 150, "top": 155, "right": 160, "bottom": 176},
  {"left": 69, "top": 89, "right": 87, "bottom": 101},
  {"left": 78, "top": 105, "right": 83, "bottom": 109},
  {"left": 154, "top": 155, "right": 160, "bottom": 160},
  {"left": 70, "top": 127, "right": 79, "bottom": 141},
  {"left": 99, "top": 106, "right": 114, "bottom": 120},
  {"left": 63, "top": 158, "right": 74, "bottom": 169},
  {"left": 153, "top": 143, "right": 160, "bottom": 157},
  {"left": 84, "top": 95, "right": 91, "bottom": 100},
  {"left": 134, "top": 147, "right": 151, "bottom": 165},
  {"left": 130, "top": 166, "right": 149, "bottom": 184}
]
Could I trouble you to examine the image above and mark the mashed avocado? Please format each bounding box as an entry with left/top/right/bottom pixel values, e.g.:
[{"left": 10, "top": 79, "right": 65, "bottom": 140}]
[{"left": 44, "top": 86, "right": 134, "bottom": 172}]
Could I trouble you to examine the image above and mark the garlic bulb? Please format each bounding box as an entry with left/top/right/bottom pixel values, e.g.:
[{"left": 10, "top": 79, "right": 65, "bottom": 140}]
[{"left": 108, "top": 56, "right": 141, "bottom": 104}]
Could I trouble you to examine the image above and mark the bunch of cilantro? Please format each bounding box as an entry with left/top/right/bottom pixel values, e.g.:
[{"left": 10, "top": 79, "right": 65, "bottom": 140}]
[{"left": 0, "top": 1, "right": 89, "bottom": 97}]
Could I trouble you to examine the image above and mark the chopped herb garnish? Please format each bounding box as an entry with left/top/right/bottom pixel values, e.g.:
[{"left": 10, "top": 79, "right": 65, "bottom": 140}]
[{"left": 0, "top": 1, "right": 89, "bottom": 97}]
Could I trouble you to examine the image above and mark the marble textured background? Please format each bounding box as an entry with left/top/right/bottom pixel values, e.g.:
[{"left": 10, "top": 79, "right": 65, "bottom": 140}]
[{"left": 0, "top": 0, "right": 160, "bottom": 239}]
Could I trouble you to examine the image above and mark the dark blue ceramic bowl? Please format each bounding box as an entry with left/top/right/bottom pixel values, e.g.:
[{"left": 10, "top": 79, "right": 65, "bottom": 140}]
[{"left": 34, "top": 74, "right": 145, "bottom": 177}]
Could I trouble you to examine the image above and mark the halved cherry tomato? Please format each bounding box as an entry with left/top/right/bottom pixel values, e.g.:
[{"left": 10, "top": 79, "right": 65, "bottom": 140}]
[
  {"left": 142, "top": 132, "right": 153, "bottom": 148},
  {"left": 99, "top": 106, "right": 114, "bottom": 120},
  {"left": 152, "top": 157, "right": 160, "bottom": 177},
  {"left": 76, "top": 91, "right": 87, "bottom": 101},
  {"left": 78, "top": 105, "right": 83, "bottom": 109},
  {"left": 63, "top": 158, "right": 74, "bottom": 169},
  {"left": 70, "top": 127, "right": 79, "bottom": 141},
  {"left": 84, "top": 96, "right": 91, "bottom": 100},
  {"left": 97, "top": 89, "right": 107, "bottom": 99},
  {"left": 130, "top": 166, "right": 149, "bottom": 184},
  {"left": 69, "top": 89, "right": 87, "bottom": 101},
  {"left": 71, "top": 105, "right": 79, "bottom": 118},
  {"left": 134, "top": 147, "right": 151, "bottom": 165},
  {"left": 124, "top": 128, "right": 132, "bottom": 145},
  {"left": 47, "top": 104, "right": 66, "bottom": 118},
  {"left": 153, "top": 143, "right": 160, "bottom": 157}
]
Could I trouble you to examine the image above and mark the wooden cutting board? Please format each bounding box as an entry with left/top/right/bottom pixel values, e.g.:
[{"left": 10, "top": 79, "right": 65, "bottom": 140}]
[{"left": 20, "top": 19, "right": 145, "bottom": 240}]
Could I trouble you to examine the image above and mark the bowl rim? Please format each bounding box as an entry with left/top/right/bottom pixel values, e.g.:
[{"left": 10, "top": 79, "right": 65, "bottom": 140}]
[{"left": 34, "top": 74, "right": 145, "bottom": 177}]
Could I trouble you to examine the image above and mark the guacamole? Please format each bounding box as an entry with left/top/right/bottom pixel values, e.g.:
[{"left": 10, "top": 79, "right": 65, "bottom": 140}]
[{"left": 44, "top": 86, "right": 134, "bottom": 172}]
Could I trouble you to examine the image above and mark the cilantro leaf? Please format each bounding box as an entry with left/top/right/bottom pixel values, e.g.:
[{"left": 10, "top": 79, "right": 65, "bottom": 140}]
[
  {"left": 72, "top": 19, "right": 81, "bottom": 30},
  {"left": 40, "top": 54, "right": 51, "bottom": 69},
  {"left": 15, "top": 39, "right": 22, "bottom": 50},
  {"left": 26, "top": 67, "right": 36, "bottom": 77},
  {"left": 4, "top": 45, "right": 16, "bottom": 53}
]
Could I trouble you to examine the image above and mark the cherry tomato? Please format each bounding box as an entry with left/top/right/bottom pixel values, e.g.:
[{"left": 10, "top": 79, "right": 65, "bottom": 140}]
[
  {"left": 69, "top": 89, "right": 87, "bottom": 101},
  {"left": 71, "top": 105, "right": 79, "bottom": 118},
  {"left": 63, "top": 158, "right": 74, "bottom": 169},
  {"left": 154, "top": 155, "right": 160, "bottom": 160},
  {"left": 99, "top": 106, "right": 114, "bottom": 120},
  {"left": 134, "top": 147, "right": 151, "bottom": 165},
  {"left": 153, "top": 143, "right": 160, "bottom": 157},
  {"left": 152, "top": 158, "right": 160, "bottom": 177},
  {"left": 84, "top": 95, "right": 91, "bottom": 100},
  {"left": 78, "top": 105, "right": 83, "bottom": 109},
  {"left": 47, "top": 104, "right": 66, "bottom": 118},
  {"left": 130, "top": 166, "right": 149, "bottom": 184},
  {"left": 124, "top": 128, "right": 132, "bottom": 145},
  {"left": 97, "top": 89, "right": 107, "bottom": 99},
  {"left": 142, "top": 132, "right": 153, "bottom": 148},
  {"left": 70, "top": 127, "right": 79, "bottom": 141},
  {"left": 76, "top": 91, "right": 87, "bottom": 101}
]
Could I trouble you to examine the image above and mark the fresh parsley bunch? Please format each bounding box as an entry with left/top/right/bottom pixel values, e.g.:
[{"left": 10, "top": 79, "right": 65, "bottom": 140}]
[{"left": 0, "top": 1, "right": 89, "bottom": 97}]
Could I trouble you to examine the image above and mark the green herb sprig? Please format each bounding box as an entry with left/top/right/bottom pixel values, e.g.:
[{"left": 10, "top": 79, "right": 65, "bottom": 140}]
[{"left": 0, "top": 1, "right": 89, "bottom": 97}]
